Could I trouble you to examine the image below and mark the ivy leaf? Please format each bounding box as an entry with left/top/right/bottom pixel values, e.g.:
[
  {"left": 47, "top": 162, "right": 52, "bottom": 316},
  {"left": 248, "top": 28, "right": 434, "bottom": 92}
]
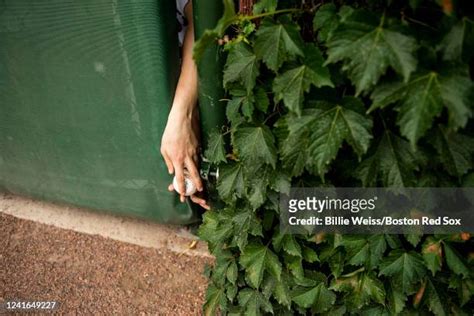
[
  {"left": 226, "top": 261, "right": 238, "bottom": 285},
  {"left": 325, "top": 9, "right": 417, "bottom": 95},
  {"left": 254, "top": 18, "right": 304, "bottom": 72},
  {"left": 282, "top": 97, "right": 372, "bottom": 177},
  {"left": 429, "top": 125, "right": 474, "bottom": 179},
  {"left": 254, "top": 87, "right": 270, "bottom": 113},
  {"left": 226, "top": 89, "right": 254, "bottom": 124},
  {"left": 264, "top": 272, "right": 292, "bottom": 308},
  {"left": 198, "top": 210, "right": 234, "bottom": 251},
  {"left": 232, "top": 207, "right": 263, "bottom": 251},
  {"left": 269, "top": 169, "right": 291, "bottom": 195},
  {"left": 240, "top": 243, "right": 282, "bottom": 289},
  {"left": 253, "top": 0, "right": 277, "bottom": 14},
  {"left": 340, "top": 235, "right": 387, "bottom": 268},
  {"left": 272, "top": 229, "right": 302, "bottom": 257},
  {"left": 238, "top": 288, "right": 273, "bottom": 316},
  {"left": 443, "top": 242, "right": 470, "bottom": 277},
  {"left": 379, "top": 250, "right": 426, "bottom": 295},
  {"left": 330, "top": 272, "right": 386, "bottom": 309},
  {"left": 439, "top": 18, "right": 474, "bottom": 62},
  {"left": 422, "top": 237, "right": 443, "bottom": 276},
  {"left": 224, "top": 43, "right": 259, "bottom": 93},
  {"left": 292, "top": 283, "right": 336, "bottom": 313},
  {"left": 233, "top": 125, "right": 277, "bottom": 168},
  {"left": 313, "top": 3, "right": 339, "bottom": 42},
  {"left": 387, "top": 281, "right": 407, "bottom": 314},
  {"left": 339, "top": 236, "right": 370, "bottom": 266},
  {"left": 370, "top": 70, "right": 473, "bottom": 147},
  {"left": 284, "top": 254, "right": 305, "bottom": 280},
  {"left": 273, "top": 44, "right": 334, "bottom": 116},
  {"left": 425, "top": 278, "right": 450, "bottom": 316},
  {"left": 204, "top": 130, "right": 227, "bottom": 164},
  {"left": 355, "top": 130, "right": 418, "bottom": 187},
  {"left": 246, "top": 165, "right": 271, "bottom": 209},
  {"left": 449, "top": 275, "right": 474, "bottom": 306},
  {"left": 302, "top": 245, "right": 319, "bottom": 263},
  {"left": 217, "top": 163, "right": 245, "bottom": 201},
  {"left": 203, "top": 284, "right": 227, "bottom": 316},
  {"left": 406, "top": 233, "right": 422, "bottom": 247}
]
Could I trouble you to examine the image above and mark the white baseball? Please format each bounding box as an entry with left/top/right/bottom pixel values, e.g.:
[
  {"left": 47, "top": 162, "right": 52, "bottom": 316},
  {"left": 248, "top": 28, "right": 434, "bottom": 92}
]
[{"left": 173, "top": 176, "right": 197, "bottom": 196}]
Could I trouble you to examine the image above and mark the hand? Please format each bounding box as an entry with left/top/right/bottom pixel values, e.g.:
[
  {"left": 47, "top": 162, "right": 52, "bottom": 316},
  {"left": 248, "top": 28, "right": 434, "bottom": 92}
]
[{"left": 160, "top": 108, "right": 210, "bottom": 210}]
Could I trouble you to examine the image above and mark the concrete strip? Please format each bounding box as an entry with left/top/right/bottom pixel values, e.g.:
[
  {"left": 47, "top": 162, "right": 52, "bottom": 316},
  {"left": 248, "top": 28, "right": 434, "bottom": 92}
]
[{"left": 0, "top": 192, "right": 211, "bottom": 258}]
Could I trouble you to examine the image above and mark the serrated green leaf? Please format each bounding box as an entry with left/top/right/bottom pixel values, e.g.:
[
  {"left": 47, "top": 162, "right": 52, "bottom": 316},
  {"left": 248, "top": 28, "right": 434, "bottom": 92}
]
[
  {"left": 233, "top": 125, "right": 277, "bottom": 168},
  {"left": 269, "top": 169, "right": 291, "bottom": 195},
  {"left": 247, "top": 169, "right": 270, "bottom": 210},
  {"left": 313, "top": 3, "right": 339, "bottom": 42},
  {"left": 205, "top": 130, "right": 227, "bottom": 164},
  {"left": 355, "top": 130, "right": 418, "bottom": 187},
  {"left": 254, "top": 18, "right": 304, "bottom": 72},
  {"left": 203, "top": 284, "right": 227, "bottom": 316},
  {"left": 240, "top": 243, "right": 282, "bottom": 289},
  {"left": 430, "top": 125, "right": 474, "bottom": 179},
  {"left": 226, "top": 283, "right": 238, "bottom": 302},
  {"left": 273, "top": 273, "right": 292, "bottom": 308},
  {"left": 292, "top": 283, "right": 336, "bottom": 312},
  {"left": 426, "top": 278, "right": 450, "bottom": 316},
  {"left": 422, "top": 237, "right": 443, "bottom": 276},
  {"left": 285, "top": 254, "right": 305, "bottom": 280},
  {"left": 302, "top": 245, "right": 319, "bottom": 263},
  {"left": 449, "top": 275, "right": 474, "bottom": 306},
  {"left": 273, "top": 43, "right": 333, "bottom": 115},
  {"left": 226, "top": 89, "right": 254, "bottom": 124},
  {"left": 224, "top": 43, "right": 259, "bottom": 93},
  {"left": 379, "top": 250, "right": 426, "bottom": 295},
  {"left": 232, "top": 208, "right": 263, "bottom": 251},
  {"left": 387, "top": 281, "right": 407, "bottom": 314},
  {"left": 253, "top": 0, "right": 277, "bottom": 14},
  {"left": 226, "top": 260, "right": 238, "bottom": 285},
  {"left": 272, "top": 229, "right": 302, "bottom": 257},
  {"left": 238, "top": 288, "right": 273, "bottom": 316},
  {"left": 198, "top": 210, "right": 234, "bottom": 251},
  {"left": 370, "top": 70, "right": 473, "bottom": 146},
  {"left": 217, "top": 163, "right": 245, "bottom": 201},
  {"left": 406, "top": 233, "right": 422, "bottom": 247},
  {"left": 340, "top": 236, "right": 370, "bottom": 266},
  {"left": 439, "top": 18, "right": 474, "bottom": 62},
  {"left": 340, "top": 235, "right": 387, "bottom": 268},
  {"left": 282, "top": 98, "right": 372, "bottom": 177},
  {"left": 443, "top": 242, "right": 470, "bottom": 277},
  {"left": 325, "top": 9, "right": 417, "bottom": 95},
  {"left": 330, "top": 272, "right": 386, "bottom": 309},
  {"left": 254, "top": 87, "right": 269, "bottom": 113}
]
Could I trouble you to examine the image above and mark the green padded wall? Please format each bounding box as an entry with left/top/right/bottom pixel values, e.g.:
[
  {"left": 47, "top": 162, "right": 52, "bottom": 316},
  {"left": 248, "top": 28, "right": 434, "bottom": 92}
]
[{"left": 0, "top": 0, "right": 199, "bottom": 224}]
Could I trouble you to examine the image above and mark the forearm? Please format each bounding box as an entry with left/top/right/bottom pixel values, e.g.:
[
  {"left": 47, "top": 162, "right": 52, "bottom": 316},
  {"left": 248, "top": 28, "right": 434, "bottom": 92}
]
[{"left": 169, "top": 5, "right": 198, "bottom": 121}]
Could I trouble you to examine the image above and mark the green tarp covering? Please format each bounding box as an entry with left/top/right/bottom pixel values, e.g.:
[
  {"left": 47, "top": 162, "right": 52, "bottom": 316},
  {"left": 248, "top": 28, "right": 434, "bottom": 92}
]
[{"left": 0, "top": 0, "right": 200, "bottom": 223}]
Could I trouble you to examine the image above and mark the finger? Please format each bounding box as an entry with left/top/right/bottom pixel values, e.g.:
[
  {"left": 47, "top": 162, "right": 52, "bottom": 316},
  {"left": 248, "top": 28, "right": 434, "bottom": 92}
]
[
  {"left": 185, "top": 157, "right": 203, "bottom": 192},
  {"left": 174, "top": 164, "right": 186, "bottom": 202},
  {"left": 190, "top": 195, "right": 211, "bottom": 210},
  {"left": 168, "top": 184, "right": 174, "bottom": 192},
  {"left": 190, "top": 195, "right": 206, "bottom": 204},
  {"left": 162, "top": 152, "right": 174, "bottom": 174}
]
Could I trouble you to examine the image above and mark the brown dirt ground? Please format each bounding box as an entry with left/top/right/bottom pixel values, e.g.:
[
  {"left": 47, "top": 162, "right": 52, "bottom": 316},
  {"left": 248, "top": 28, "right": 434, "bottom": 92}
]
[{"left": 0, "top": 213, "right": 212, "bottom": 315}]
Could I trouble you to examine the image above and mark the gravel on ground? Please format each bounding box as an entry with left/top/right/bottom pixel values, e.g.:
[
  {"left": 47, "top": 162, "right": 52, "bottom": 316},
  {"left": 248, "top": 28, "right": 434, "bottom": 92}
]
[{"left": 0, "top": 213, "right": 212, "bottom": 315}]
